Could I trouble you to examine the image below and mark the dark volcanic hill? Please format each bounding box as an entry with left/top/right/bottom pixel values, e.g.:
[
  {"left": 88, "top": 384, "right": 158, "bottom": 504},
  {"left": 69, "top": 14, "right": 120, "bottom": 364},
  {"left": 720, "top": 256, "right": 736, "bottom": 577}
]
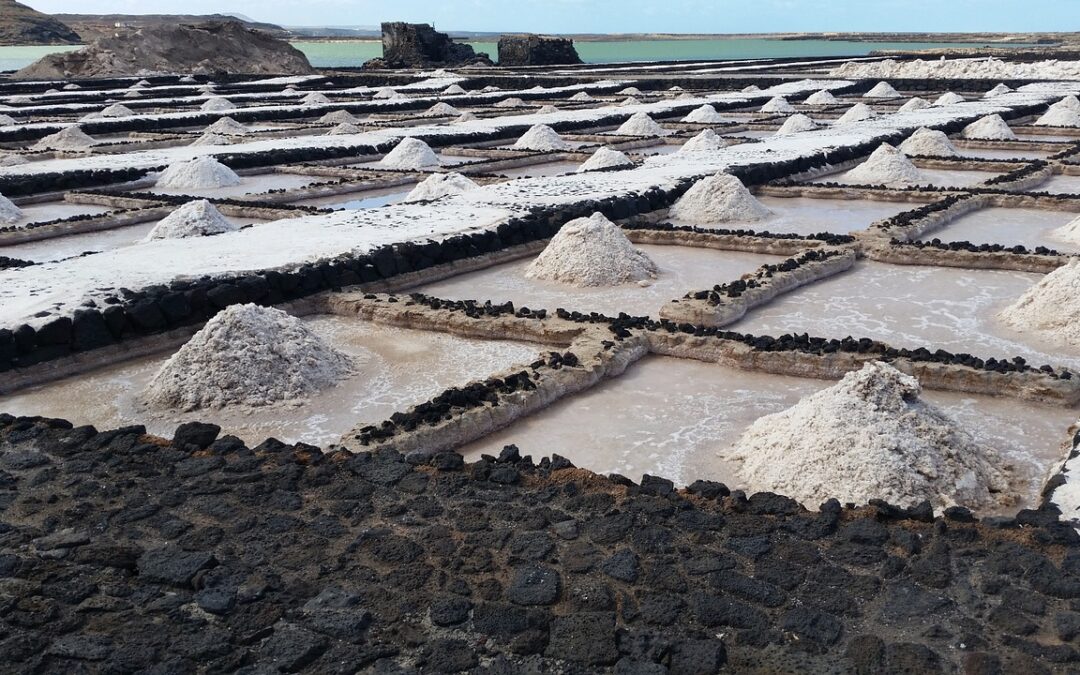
[
  {"left": 55, "top": 13, "right": 288, "bottom": 40},
  {"left": 0, "top": 0, "right": 81, "bottom": 46}
]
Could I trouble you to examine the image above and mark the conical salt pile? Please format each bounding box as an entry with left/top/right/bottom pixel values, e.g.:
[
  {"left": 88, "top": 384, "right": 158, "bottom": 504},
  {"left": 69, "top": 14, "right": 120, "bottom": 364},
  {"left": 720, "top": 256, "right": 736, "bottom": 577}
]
[
  {"left": 0, "top": 192, "right": 22, "bottom": 225},
  {"left": 1035, "top": 106, "right": 1080, "bottom": 127},
  {"left": 537, "top": 105, "right": 559, "bottom": 114},
  {"left": 934, "top": 92, "right": 966, "bottom": 106},
  {"left": 682, "top": 105, "right": 728, "bottom": 123},
  {"left": 961, "top": 114, "right": 1016, "bottom": 140},
  {"left": 760, "top": 96, "right": 795, "bottom": 114},
  {"left": 206, "top": 117, "right": 249, "bottom": 135},
  {"left": 898, "top": 127, "right": 960, "bottom": 158},
  {"left": 525, "top": 212, "right": 658, "bottom": 287},
  {"left": 1050, "top": 215, "right": 1080, "bottom": 245},
  {"left": 618, "top": 96, "right": 641, "bottom": 107},
  {"left": 481, "top": 85, "right": 501, "bottom": 93},
  {"left": 326, "top": 123, "right": 363, "bottom": 135},
  {"left": 142, "top": 304, "right": 354, "bottom": 411},
  {"left": 835, "top": 103, "right": 876, "bottom": 124},
  {"left": 742, "top": 85, "right": 761, "bottom": 93},
  {"left": 985, "top": 83, "right": 1012, "bottom": 97},
  {"left": 863, "top": 81, "right": 900, "bottom": 98},
  {"left": 615, "top": 112, "right": 669, "bottom": 137},
  {"left": 454, "top": 112, "right": 477, "bottom": 123},
  {"left": 513, "top": 124, "right": 573, "bottom": 151},
  {"left": 0, "top": 114, "right": 15, "bottom": 125},
  {"left": 189, "top": 133, "right": 232, "bottom": 146},
  {"left": 728, "top": 361, "right": 1012, "bottom": 510},
  {"left": 156, "top": 156, "right": 242, "bottom": 189},
  {"left": 569, "top": 91, "right": 593, "bottom": 101},
  {"left": 378, "top": 137, "right": 440, "bottom": 169},
  {"left": 845, "top": 143, "right": 923, "bottom": 186},
  {"left": 619, "top": 87, "right": 644, "bottom": 96},
  {"left": 678, "top": 129, "right": 728, "bottom": 153},
  {"left": 144, "top": 200, "right": 238, "bottom": 240},
  {"left": 1054, "top": 95, "right": 1080, "bottom": 112},
  {"left": 898, "top": 97, "right": 932, "bottom": 112},
  {"left": 494, "top": 98, "right": 526, "bottom": 108},
  {"left": 804, "top": 90, "right": 839, "bottom": 105},
  {"left": 669, "top": 172, "right": 772, "bottom": 223},
  {"left": 425, "top": 102, "right": 460, "bottom": 116},
  {"left": 301, "top": 92, "right": 331, "bottom": 106},
  {"left": 318, "top": 110, "right": 360, "bottom": 125},
  {"left": 403, "top": 172, "right": 478, "bottom": 202},
  {"left": 32, "top": 126, "right": 96, "bottom": 151},
  {"left": 442, "top": 84, "right": 467, "bottom": 95},
  {"left": 576, "top": 147, "right": 633, "bottom": 173},
  {"left": 775, "top": 113, "right": 817, "bottom": 135},
  {"left": 999, "top": 258, "right": 1080, "bottom": 348},
  {"left": 201, "top": 97, "right": 236, "bottom": 112},
  {"left": 100, "top": 103, "right": 135, "bottom": 118},
  {"left": 372, "top": 87, "right": 397, "bottom": 99}
]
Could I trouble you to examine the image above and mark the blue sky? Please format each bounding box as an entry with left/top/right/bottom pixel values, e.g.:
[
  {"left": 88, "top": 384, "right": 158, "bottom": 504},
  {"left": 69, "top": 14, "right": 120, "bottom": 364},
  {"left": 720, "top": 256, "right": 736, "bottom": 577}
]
[{"left": 32, "top": 0, "right": 1080, "bottom": 32}]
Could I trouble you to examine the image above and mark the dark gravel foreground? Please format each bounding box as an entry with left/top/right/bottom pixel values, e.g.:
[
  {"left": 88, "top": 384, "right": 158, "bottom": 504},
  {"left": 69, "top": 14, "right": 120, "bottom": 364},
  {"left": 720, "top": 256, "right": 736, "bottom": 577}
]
[{"left": 1, "top": 415, "right": 1079, "bottom": 674}]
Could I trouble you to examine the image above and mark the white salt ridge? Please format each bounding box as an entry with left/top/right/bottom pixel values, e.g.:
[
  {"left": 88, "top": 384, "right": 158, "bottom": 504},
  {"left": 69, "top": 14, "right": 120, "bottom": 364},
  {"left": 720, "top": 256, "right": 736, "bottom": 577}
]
[
  {"left": 378, "top": 137, "right": 440, "bottom": 169},
  {"left": 863, "top": 81, "right": 900, "bottom": 98},
  {"left": 569, "top": 91, "right": 593, "bottom": 101},
  {"left": 615, "top": 112, "right": 669, "bottom": 137},
  {"left": 100, "top": 103, "right": 135, "bottom": 118},
  {"left": 961, "top": 114, "right": 1017, "bottom": 140},
  {"left": 898, "top": 127, "right": 960, "bottom": 157},
  {"left": 999, "top": 258, "right": 1080, "bottom": 348},
  {"left": 201, "top": 97, "right": 236, "bottom": 112},
  {"left": 301, "top": 92, "right": 331, "bottom": 106},
  {"left": 0, "top": 192, "right": 22, "bottom": 224},
  {"left": 494, "top": 98, "right": 526, "bottom": 108},
  {"left": 442, "top": 84, "right": 466, "bottom": 95},
  {"left": 760, "top": 96, "right": 795, "bottom": 113},
  {"left": 835, "top": 103, "right": 876, "bottom": 124},
  {"left": 804, "top": 90, "right": 839, "bottom": 105},
  {"left": 319, "top": 110, "right": 360, "bottom": 125},
  {"left": 845, "top": 143, "right": 923, "bottom": 186},
  {"left": 525, "top": 212, "right": 658, "bottom": 287},
  {"left": 669, "top": 172, "right": 772, "bottom": 223},
  {"left": 678, "top": 129, "right": 727, "bottom": 154},
  {"left": 144, "top": 200, "right": 238, "bottom": 240},
  {"left": 898, "top": 97, "right": 932, "bottom": 113},
  {"left": 985, "top": 83, "right": 1012, "bottom": 97},
  {"left": 143, "top": 304, "right": 353, "bottom": 411},
  {"left": 205, "top": 117, "right": 249, "bottom": 135},
  {"left": 513, "top": 124, "right": 573, "bottom": 151},
  {"left": 1035, "top": 106, "right": 1080, "bottom": 127},
  {"left": 833, "top": 56, "right": 1080, "bottom": 81},
  {"left": 934, "top": 92, "right": 966, "bottom": 105},
  {"left": 326, "top": 123, "right": 364, "bottom": 136},
  {"left": 682, "top": 105, "right": 728, "bottom": 123},
  {"left": 577, "top": 146, "right": 633, "bottom": 173},
  {"left": 156, "top": 156, "right": 241, "bottom": 189},
  {"left": 403, "top": 172, "right": 478, "bottom": 202},
  {"left": 425, "top": 102, "right": 460, "bottom": 116},
  {"left": 729, "top": 361, "right": 1012, "bottom": 511},
  {"left": 32, "top": 126, "right": 95, "bottom": 151},
  {"left": 775, "top": 113, "right": 817, "bottom": 136}
]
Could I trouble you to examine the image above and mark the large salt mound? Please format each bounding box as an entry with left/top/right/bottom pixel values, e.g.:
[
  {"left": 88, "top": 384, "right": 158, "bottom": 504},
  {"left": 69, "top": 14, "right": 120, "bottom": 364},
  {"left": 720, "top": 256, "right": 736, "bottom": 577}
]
[
  {"left": 775, "top": 113, "right": 817, "bottom": 136},
  {"left": 301, "top": 92, "right": 331, "bottom": 106},
  {"left": 144, "top": 200, "right": 238, "bottom": 240},
  {"left": 513, "top": 124, "right": 572, "bottom": 151},
  {"left": 760, "top": 96, "right": 795, "bottom": 113},
  {"left": 934, "top": 92, "right": 966, "bottom": 105},
  {"left": 201, "top": 97, "right": 236, "bottom": 112},
  {"left": 206, "top": 117, "right": 249, "bottom": 135},
  {"left": 0, "top": 192, "right": 22, "bottom": 225},
  {"left": 32, "top": 126, "right": 95, "bottom": 151},
  {"left": 669, "top": 172, "right": 772, "bottom": 223},
  {"left": 863, "top": 81, "right": 900, "bottom": 98},
  {"left": 1035, "top": 105, "right": 1080, "bottom": 127},
  {"left": 379, "top": 137, "right": 440, "bottom": 169},
  {"left": 319, "top": 110, "right": 360, "bottom": 125},
  {"left": 835, "top": 103, "right": 876, "bottom": 124},
  {"left": 682, "top": 104, "right": 727, "bottom": 123},
  {"left": 143, "top": 304, "right": 353, "bottom": 411},
  {"left": 100, "top": 103, "right": 135, "bottom": 118},
  {"left": 961, "top": 114, "right": 1016, "bottom": 140},
  {"left": 156, "top": 156, "right": 242, "bottom": 189},
  {"left": 999, "top": 258, "right": 1080, "bottom": 348},
  {"left": 525, "top": 212, "right": 658, "bottom": 287},
  {"left": 804, "top": 90, "right": 839, "bottom": 105},
  {"left": 898, "top": 97, "right": 932, "bottom": 113},
  {"left": 729, "top": 361, "right": 1011, "bottom": 510},
  {"left": 425, "top": 102, "right": 460, "bottom": 116},
  {"left": 899, "top": 127, "right": 960, "bottom": 158},
  {"left": 845, "top": 143, "right": 923, "bottom": 186},
  {"left": 576, "top": 146, "right": 633, "bottom": 173},
  {"left": 403, "top": 172, "right": 478, "bottom": 202},
  {"left": 616, "top": 112, "right": 669, "bottom": 137},
  {"left": 678, "top": 129, "right": 727, "bottom": 153}
]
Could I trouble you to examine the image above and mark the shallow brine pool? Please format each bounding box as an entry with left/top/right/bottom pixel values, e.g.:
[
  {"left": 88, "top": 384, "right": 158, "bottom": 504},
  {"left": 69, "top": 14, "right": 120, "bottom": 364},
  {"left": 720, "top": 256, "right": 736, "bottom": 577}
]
[
  {"left": 669, "top": 195, "right": 912, "bottom": 236},
  {"left": 928, "top": 206, "right": 1080, "bottom": 253}
]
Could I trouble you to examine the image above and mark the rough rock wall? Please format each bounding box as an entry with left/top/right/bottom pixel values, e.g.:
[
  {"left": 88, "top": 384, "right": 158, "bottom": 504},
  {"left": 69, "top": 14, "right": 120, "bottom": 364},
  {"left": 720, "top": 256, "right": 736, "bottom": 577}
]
[
  {"left": 374, "top": 22, "right": 491, "bottom": 68},
  {"left": 497, "top": 34, "right": 583, "bottom": 66},
  {"left": 0, "top": 0, "right": 81, "bottom": 46}
]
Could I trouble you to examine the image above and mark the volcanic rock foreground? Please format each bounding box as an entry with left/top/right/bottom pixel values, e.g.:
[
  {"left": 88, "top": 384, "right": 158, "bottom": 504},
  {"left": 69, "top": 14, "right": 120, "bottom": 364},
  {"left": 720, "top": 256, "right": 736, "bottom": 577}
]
[{"left": 0, "top": 416, "right": 1076, "bottom": 673}]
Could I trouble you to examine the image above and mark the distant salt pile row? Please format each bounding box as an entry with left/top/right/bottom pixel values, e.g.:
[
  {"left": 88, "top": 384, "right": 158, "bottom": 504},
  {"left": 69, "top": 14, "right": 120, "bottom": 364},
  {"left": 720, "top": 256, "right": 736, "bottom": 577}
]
[
  {"left": 760, "top": 96, "right": 795, "bottom": 114},
  {"left": 899, "top": 127, "right": 960, "bottom": 158},
  {"left": 32, "top": 126, "right": 96, "bottom": 151},
  {"left": 156, "top": 156, "right": 242, "bottom": 189},
  {"left": 403, "top": 172, "right": 478, "bottom": 202},
  {"left": 669, "top": 172, "right": 772, "bottom": 223},
  {"left": 201, "top": 96, "right": 236, "bottom": 112},
  {"left": 775, "top": 113, "right": 817, "bottom": 136},
  {"left": 143, "top": 304, "right": 354, "bottom": 411},
  {"left": 526, "top": 212, "right": 658, "bottom": 287},
  {"left": 898, "top": 97, "right": 932, "bottom": 113},
  {"left": 1035, "top": 96, "right": 1080, "bottom": 127},
  {"left": 862, "top": 81, "right": 900, "bottom": 98},
  {"left": 845, "top": 144, "right": 923, "bottom": 186},
  {"left": 678, "top": 129, "right": 727, "bottom": 153},
  {"left": 615, "top": 112, "right": 669, "bottom": 137},
  {"left": 999, "top": 259, "right": 1080, "bottom": 348},
  {"left": 319, "top": 110, "right": 361, "bottom": 125},
  {"left": 804, "top": 90, "right": 839, "bottom": 105},
  {"left": 729, "top": 361, "right": 1012, "bottom": 510},
  {"left": 577, "top": 147, "right": 633, "bottom": 173},
  {"left": 0, "top": 193, "right": 22, "bottom": 224},
  {"left": 426, "top": 102, "right": 460, "bottom": 117},
  {"left": 682, "top": 104, "right": 728, "bottom": 123},
  {"left": 961, "top": 114, "right": 1016, "bottom": 140},
  {"left": 835, "top": 103, "right": 875, "bottom": 124},
  {"left": 379, "top": 137, "right": 439, "bottom": 170},
  {"left": 144, "top": 200, "right": 238, "bottom": 241},
  {"left": 513, "top": 124, "right": 572, "bottom": 151}
]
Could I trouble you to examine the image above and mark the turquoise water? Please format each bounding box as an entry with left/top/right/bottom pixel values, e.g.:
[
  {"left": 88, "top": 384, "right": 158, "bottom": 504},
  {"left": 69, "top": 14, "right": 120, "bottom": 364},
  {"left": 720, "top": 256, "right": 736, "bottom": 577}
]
[{"left": 0, "top": 45, "right": 80, "bottom": 72}]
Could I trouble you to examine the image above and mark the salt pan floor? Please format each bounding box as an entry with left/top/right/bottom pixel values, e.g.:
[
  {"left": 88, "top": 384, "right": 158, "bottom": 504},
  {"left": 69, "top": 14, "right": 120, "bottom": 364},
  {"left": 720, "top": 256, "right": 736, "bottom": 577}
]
[
  {"left": 669, "top": 195, "right": 912, "bottom": 236},
  {"left": 1036, "top": 174, "right": 1080, "bottom": 195},
  {"left": 813, "top": 167, "right": 1001, "bottom": 188},
  {"left": 292, "top": 187, "right": 411, "bottom": 210},
  {"left": 5, "top": 202, "right": 113, "bottom": 227},
  {"left": 146, "top": 172, "right": 324, "bottom": 199},
  {"left": 928, "top": 206, "right": 1080, "bottom": 253}
]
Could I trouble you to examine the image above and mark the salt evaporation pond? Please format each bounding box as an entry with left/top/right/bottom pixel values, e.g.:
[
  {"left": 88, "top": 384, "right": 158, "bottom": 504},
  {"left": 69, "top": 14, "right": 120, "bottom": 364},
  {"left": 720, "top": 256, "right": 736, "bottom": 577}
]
[
  {"left": 3, "top": 202, "right": 114, "bottom": 228},
  {"left": 1036, "top": 174, "right": 1080, "bottom": 195},
  {"left": 668, "top": 195, "right": 912, "bottom": 236},
  {"left": 293, "top": 187, "right": 412, "bottom": 210},
  {"left": 147, "top": 172, "right": 324, "bottom": 199},
  {"left": 813, "top": 166, "right": 1002, "bottom": 188},
  {"left": 930, "top": 206, "right": 1080, "bottom": 253},
  {"left": 496, "top": 161, "right": 582, "bottom": 179},
  {"left": 954, "top": 147, "right": 1052, "bottom": 160}
]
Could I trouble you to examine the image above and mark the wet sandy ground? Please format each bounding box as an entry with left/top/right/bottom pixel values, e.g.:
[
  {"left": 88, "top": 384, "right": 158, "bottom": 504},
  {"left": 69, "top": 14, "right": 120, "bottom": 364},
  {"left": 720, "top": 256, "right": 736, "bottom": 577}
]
[
  {"left": 929, "top": 206, "right": 1079, "bottom": 253},
  {"left": 669, "top": 195, "right": 912, "bottom": 235}
]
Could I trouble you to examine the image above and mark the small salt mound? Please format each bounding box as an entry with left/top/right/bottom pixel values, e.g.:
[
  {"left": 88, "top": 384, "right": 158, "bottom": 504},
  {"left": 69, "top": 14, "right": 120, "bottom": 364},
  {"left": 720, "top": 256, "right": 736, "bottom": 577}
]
[
  {"left": 454, "top": 112, "right": 477, "bottom": 123},
  {"left": 729, "top": 361, "right": 1011, "bottom": 510},
  {"left": 899, "top": 127, "right": 960, "bottom": 158},
  {"left": 619, "top": 87, "right": 644, "bottom": 96},
  {"left": 62, "top": 83, "right": 81, "bottom": 90},
  {"left": 742, "top": 85, "right": 761, "bottom": 93},
  {"left": 387, "top": 92, "right": 408, "bottom": 101},
  {"left": 442, "top": 84, "right": 466, "bottom": 95},
  {"left": 123, "top": 90, "right": 142, "bottom": 99},
  {"left": 189, "top": 133, "right": 232, "bottom": 146},
  {"left": 372, "top": 87, "right": 397, "bottom": 99},
  {"left": 0, "top": 114, "right": 15, "bottom": 125},
  {"left": 804, "top": 90, "right": 839, "bottom": 105},
  {"left": 143, "top": 304, "right": 353, "bottom": 411},
  {"left": 1035, "top": 106, "right": 1080, "bottom": 127},
  {"left": 863, "top": 81, "right": 900, "bottom": 98},
  {"left": 206, "top": 117, "right": 249, "bottom": 135},
  {"left": 481, "top": 85, "right": 501, "bottom": 93},
  {"left": 1050, "top": 215, "right": 1080, "bottom": 245},
  {"left": 525, "top": 212, "right": 658, "bottom": 287},
  {"left": 668, "top": 86, "right": 684, "bottom": 92},
  {"left": 898, "top": 97, "right": 932, "bottom": 112},
  {"left": 32, "top": 126, "right": 95, "bottom": 151},
  {"left": 144, "top": 200, "right": 237, "bottom": 240},
  {"left": 135, "top": 79, "right": 151, "bottom": 87},
  {"left": 961, "top": 114, "right": 1016, "bottom": 140},
  {"left": 618, "top": 96, "right": 641, "bottom": 107},
  {"left": 676, "top": 92, "right": 696, "bottom": 100},
  {"left": 180, "top": 75, "right": 197, "bottom": 83},
  {"left": 576, "top": 146, "right": 633, "bottom": 173},
  {"left": 326, "top": 123, "right": 364, "bottom": 136},
  {"left": 669, "top": 172, "right": 772, "bottom": 223},
  {"left": 845, "top": 143, "right": 923, "bottom": 186},
  {"left": 100, "top": 103, "right": 135, "bottom": 118},
  {"left": 615, "top": 112, "right": 669, "bottom": 137},
  {"left": 0, "top": 152, "right": 29, "bottom": 167},
  {"left": 569, "top": 91, "right": 593, "bottom": 101},
  {"left": 379, "top": 137, "right": 440, "bottom": 170},
  {"left": 682, "top": 104, "right": 728, "bottom": 123},
  {"left": 537, "top": 105, "right": 559, "bottom": 114},
  {"left": 985, "top": 83, "right": 1012, "bottom": 97},
  {"left": 156, "top": 156, "right": 241, "bottom": 189},
  {"left": 403, "top": 172, "right": 478, "bottom": 202},
  {"left": 301, "top": 92, "right": 331, "bottom": 106},
  {"left": 1054, "top": 95, "right": 1080, "bottom": 112},
  {"left": 425, "top": 102, "right": 460, "bottom": 116},
  {"left": 934, "top": 92, "right": 966, "bottom": 105},
  {"left": 999, "top": 258, "right": 1080, "bottom": 348},
  {"left": 775, "top": 113, "right": 817, "bottom": 136},
  {"left": 760, "top": 96, "right": 795, "bottom": 113},
  {"left": 678, "top": 129, "right": 727, "bottom": 154},
  {"left": 0, "top": 192, "right": 22, "bottom": 224},
  {"left": 201, "top": 97, "right": 236, "bottom": 112},
  {"left": 318, "top": 110, "right": 360, "bottom": 125},
  {"left": 835, "top": 103, "right": 876, "bottom": 124},
  {"left": 494, "top": 98, "right": 526, "bottom": 108},
  {"left": 513, "top": 124, "right": 573, "bottom": 151}
]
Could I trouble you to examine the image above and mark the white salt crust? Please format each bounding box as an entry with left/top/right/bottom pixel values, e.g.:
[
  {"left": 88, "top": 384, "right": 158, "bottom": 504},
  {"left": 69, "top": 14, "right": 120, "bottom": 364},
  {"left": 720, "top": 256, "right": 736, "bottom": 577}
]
[
  {"left": 144, "top": 200, "right": 238, "bottom": 240},
  {"left": 403, "top": 172, "right": 479, "bottom": 202},
  {"left": 525, "top": 212, "right": 658, "bottom": 287},
  {"left": 669, "top": 172, "right": 772, "bottom": 223},
  {"left": 156, "top": 156, "right": 242, "bottom": 189}
]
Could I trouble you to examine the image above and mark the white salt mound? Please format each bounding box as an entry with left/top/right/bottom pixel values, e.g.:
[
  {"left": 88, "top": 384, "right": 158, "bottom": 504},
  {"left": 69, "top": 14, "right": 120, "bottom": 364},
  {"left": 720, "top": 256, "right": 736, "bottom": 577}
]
[
  {"left": 201, "top": 97, "right": 236, "bottom": 112},
  {"left": 0, "top": 114, "right": 15, "bottom": 125},
  {"left": 742, "top": 85, "right": 761, "bottom": 93},
  {"left": 372, "top": 87, "right": 396, "bottom": 99},
  {"left": 100, "top": 103, "right": 135, "bottom": 118},
  {"left": 189, "top": 133, "right": 232, "bottom": 146},
  {"left": 403, "top": 172, "right": 478, "bottom": 202},
  {"left": 206, "top": 117, "right": 249, "bottom": 135},
  {"left": 143, "top": 304, "right": 353, "bottom": 411},
  {"left": 301, "top": 92, "right": 331, "bottom": 106},
  {"left": 835, "top": 103, "right": 876, "bottom": 124},
  {"left": 33, "top": 126, "right": 95, "bottom": 151},
  {"left": 1054, "top": 95, "right": 1080, "bottom": 112},
  {"left": 615, "top": 112, "right": 669, "bottom": 137},
  {"left": 898, "top": 97, "right": 932, "bottom": 112},
  {"left": 576, "top": 146, "right": 633, "bottom": 173},
  {"left": 0, "top": 152, "right": 29, "bottom": 167},
  {"left": 326, "top": 123, "right": 364, "bottom": 136},
  {"left": 426, "top": 102, "right": 460, "bottom": 116},
  {"left": 985, "top": 83, "right": 1012, "bottom": 97},
  {"left": 156, "top": 156, "right": 241, "bottom": 189},
  {"left": 513, "top": 124, "right": 572, "bottom": 151},
  {"left": 845, "top": 143, "right": 923, "bottom": 186},
  {"left": 442, "top": 84, "right": 466, "bottom": 95},
  {"left": 682, "top": 105, "right": 728, "bottom": 123},
  {"left": 804, "top": 90, "right": 839, "bottom": 105},
  {"left": 319, "top": 110, "right": 360, "bottom": 125},
  {"left": 525, "top": 212, "right": 658, "bottom": 287},
  {"left": 454, "top": 112, "right": 477, "bottom": 123},
  {"left": 775, "top": 113, "right": 817, "bottom": 136},
  {"left": 863, "top": 81, "right": 900, "bottom": 98},
  {"left": 1049, "top": 215, "right": 1080, "bottom": 246},
  {"left": 537, "top": 105, "right": 559, "bottom": 114},
  {"left": 569, "top": 91, "right": 593, "bottom": 101},
  {"left": 144, "top": 200, "right": 238, "bottom": 241},
  {"left": 961, "top": 114, "right": 1016, "bottom": 140},
  {"left": 729, "top": 361, "right": 1011, "bottom": 510},
  {"left": 678, "top": 129, "right": 727, "bottom": 154},
  {"left": 494, "top": 98, "right": 525, "bottom": 108},
  {"left": 999, "top": 258, "right": 1080, "bottom": 348},
  {"left": 619, "top": 87, "right": 644, "bottom": 96},
  {"left": 618, "top": 96, "right": 641, "bottom": 107},
  {"left": 379, "top": 137, "right": 440, "bottom": 169},
  {"left": 760, "top": 96, "right": 795, "bottom": 113},
  {"left": 669, "top": 172, "right": 772, "bottom": 223},
  {"left": 898, "top": 127, "right": 960, "bottom": 158},
  {"left": 0, "top": 192, "right": 22, "bottom": 224},
  {"left": 934, "top": 92, "right": 966, "bottom": 105},
  {"left": 1035, "top": 106, "right": 1080, "bottom": 128},
  {"left": 481, "top": 85, "right": 501, "bottom": 93}
]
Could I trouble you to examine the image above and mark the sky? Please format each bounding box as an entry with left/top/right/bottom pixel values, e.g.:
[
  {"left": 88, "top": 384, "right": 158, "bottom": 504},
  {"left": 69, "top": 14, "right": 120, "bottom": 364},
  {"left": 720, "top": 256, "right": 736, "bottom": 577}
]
[{"left": 29, "top": 0, "right": 1080, "bottom": 33}]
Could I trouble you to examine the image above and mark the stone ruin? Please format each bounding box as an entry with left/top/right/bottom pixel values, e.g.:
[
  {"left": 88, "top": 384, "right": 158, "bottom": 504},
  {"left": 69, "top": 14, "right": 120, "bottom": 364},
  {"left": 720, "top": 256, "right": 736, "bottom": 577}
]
[
  {"left": 368, "top": 22, "right": 493, "bottom": 69},
  {"left": 497, "top": 34, "right": 583, "bottom": 66}
]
